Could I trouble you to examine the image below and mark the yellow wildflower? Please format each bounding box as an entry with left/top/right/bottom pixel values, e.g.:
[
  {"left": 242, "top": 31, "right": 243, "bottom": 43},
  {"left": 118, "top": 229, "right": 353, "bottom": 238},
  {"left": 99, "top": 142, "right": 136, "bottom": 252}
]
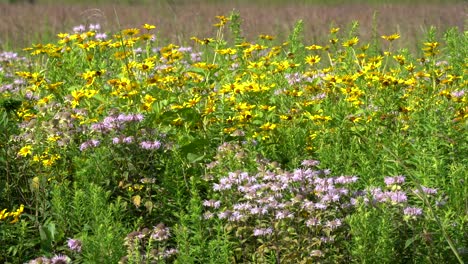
[{"left": 18, "top": 145, "right": 32, "bottom": 157}]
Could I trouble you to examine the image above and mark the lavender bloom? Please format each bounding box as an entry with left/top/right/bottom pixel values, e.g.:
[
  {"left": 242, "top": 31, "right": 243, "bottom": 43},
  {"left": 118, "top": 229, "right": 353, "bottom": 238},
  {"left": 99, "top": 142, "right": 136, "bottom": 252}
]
[
  {"left": 95, "top": 33, "right": 108, "bottom": 40},
  {"left": 27, "top": 257, "right": 51, "bottom": 264},
  {"left": 79, "top": 139, "right": 100, "bottom": 151},
  {"left": 420, "top": 186, "right": 438, "bottom": 195},
  {"left": 451, "top": 90, "right": 465, "bottom": 98},
  {"left": 140, "top": 140, "right": 161, "bottom": 150},
  {"left": 112, "top": 137, "right": 120, "bottom": 144},
  {"left": 320, "top": 236, "right": 335, "bottom": 243},
  {"left": 253, "top": 227, "right": 273, "bottom": 236},
  {"left": 404, "top": 206, "right": 423, "bottom": 217},
  {"left": 51, "top": 254, "right": 70, "bottom": 264},
  {"left": 306, "top": 217, "right": 321, "bottom": 227},
  {"left": 285, "top": 72, "right": 303, "bottom": 85},
  {"left": 123, "top": 136, "right": 134, "bottom": 144},
  {"left": 387, "top": 191, "right": 408, "bottom": 204},
  {"left": 178, "top": 46, "right": 192, "bottom": 53},
  {"left": 151, "top": 223, "right": 170, "bottom": 241},
  {"left": 335, "top": 175, "right": 358, "bottom": 184},
  {"left": 88, "top": 24, "right": 101, "bottom": 31},
  {"left": 203, "top": 199, "right": 221, "bottom": 209},
  {"left": 117, "top": 113, "right": 144, "bottom": 122},
  {"left": 275, "top": 210, "right": 294, "bottom": 220},
  {"left": 203, "top": 211, "right": 214, "bottom": 219},
  {"left": 67, "top": 238, "right": 82, "bottom": 252},
  {"left": 314, "top": 202, "right": 328, "bottom": 210},
  {"left": 190, "top": 52, "right": 202, "bottom": 62},
  {"left": 384, "top": 175, "right": 406, "bottom": 186},
  {"left": 325, "top": 218, "right": 342, "bottom": 230},
  {"left": 162, "top": 248, "right": 178, "bottom": 258},
  {"left": 73, "top": 25, "right": 86, "bottom": 33},
  {"left": 228, "top": 211, "right": 244, "bottom": 221}
]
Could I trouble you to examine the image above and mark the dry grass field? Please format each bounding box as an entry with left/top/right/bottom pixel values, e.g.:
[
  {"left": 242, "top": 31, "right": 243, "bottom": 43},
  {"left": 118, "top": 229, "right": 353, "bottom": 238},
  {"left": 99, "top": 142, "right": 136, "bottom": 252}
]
[{"left": 0, "top": 1, "right": 466, "bottom": 49}]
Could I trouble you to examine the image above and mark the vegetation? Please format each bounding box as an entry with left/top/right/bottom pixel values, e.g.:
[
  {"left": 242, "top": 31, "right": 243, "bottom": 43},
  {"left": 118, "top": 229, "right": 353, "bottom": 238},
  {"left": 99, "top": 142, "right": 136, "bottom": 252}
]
[{"left": 0, "top": 9, "right": 466, "bottom": 264}]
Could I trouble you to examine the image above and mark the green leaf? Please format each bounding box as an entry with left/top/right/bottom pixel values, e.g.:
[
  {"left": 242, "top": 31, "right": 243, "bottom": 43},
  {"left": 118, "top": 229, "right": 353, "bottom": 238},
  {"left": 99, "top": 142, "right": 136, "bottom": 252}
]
[
  {"left": 187, "top": 153, "right": 205, "bottom": 163},
  {"left": 404, "top": 235, "right": 420, "bottom": 249}
]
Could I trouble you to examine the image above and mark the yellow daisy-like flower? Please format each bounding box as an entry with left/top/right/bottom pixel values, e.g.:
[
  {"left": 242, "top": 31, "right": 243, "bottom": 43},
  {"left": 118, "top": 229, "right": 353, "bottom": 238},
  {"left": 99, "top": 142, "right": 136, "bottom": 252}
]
[
  {"left": 18, "top": 145, "right": 32, "bottom": 157},
  {"left": 305, "top": 55, "right": 321, "bottom": 65},
  {"left": 306, "top": 44, "right": 323, "bottom": 50},
  {"left": 122, "top": 28, "right": 140, "bottom": 36},
  {"left": 330, "top": 27, "right": 340, "bottom": 34},
  {"left": 342, "top": 37, "right": 359, "bottom": 47},
  {"left": 143, "top": 23, "right": 156, "bottom": 30},
  {"left": 381, "top": 33, "right": 400, "bottom": 41}
]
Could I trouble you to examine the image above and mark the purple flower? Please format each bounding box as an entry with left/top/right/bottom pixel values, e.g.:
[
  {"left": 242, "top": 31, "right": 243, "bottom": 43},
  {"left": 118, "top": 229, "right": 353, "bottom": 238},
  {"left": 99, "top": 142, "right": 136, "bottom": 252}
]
[
  {"left": 151, "top": 223, "right": 170, "bottom": 241},
  {"left": 384, "top": 175, "right": 405, "bottom": 186},
  {"left": 140, "top": 140, "right": 161, "bottom": 150},
  {"left": 95, "top": 33, "right": 108, "bottom": 40},
  {"left": 301, "top": 159, "right": 320, "bottom": 167},
  {"left": 275, "top": 210, "right": 294, "bottom": 220},
  {"left": 451, "top": 90, "right": 465, "bottom": 98},
  {"left": 67, "top": 238, "right": 82, "bottom": 252},
  {"left": 123, "top": 136, "right": 134, "bottom": 144},
  {"left": 419, "top": 186, "right": 438, "bottom": 195},
  {"left": 51, "top": 254, "right": 70, "bottom": 264},
  {"left": 79, "top": 139, "right": 100, "bottom": 151},
  {"left": 253, "top": 227, "right": 273, "bottom": 236},
  {"left": 27, "top": 257, "right": 50, "bottom": 264},
  {"left": 325, "top": 218, "right": 342, "bottom": 230},
  {"left": 404, "top": 206, "right": 423, "bottom": 217},
  {"left": 73, "top": 25, "right": 85, "bottom": 33},
  {"left": 203, "top": 211, "right": 214, "bottom": 219},
  {"left": 203, "top": 199, "right": 221, "bottom": 209},
  {"left": 387, "top": 191, "right": 407, "bottom": 204},
  {"left": 88, "top": 24, "right": 101, "bottom": 31},
  {"left": 335, "top": 175, "right": 358, "bottom": 184},
  {"left": 112, "top": 137, "right": 120, "bottom": 144},
  {"left": 306, "top": 217, "right": 321, "bottom": 227}
]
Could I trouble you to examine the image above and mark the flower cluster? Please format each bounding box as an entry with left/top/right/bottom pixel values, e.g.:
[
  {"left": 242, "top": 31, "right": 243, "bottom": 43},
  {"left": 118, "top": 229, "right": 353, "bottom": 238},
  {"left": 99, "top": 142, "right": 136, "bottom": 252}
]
[
  {"left": 205, "top": 159, "right": 359, "bottom": 260},
  {"left": 0, "top": 204, "right": 24, "bottom": 224},
  {"left": 120, "top": 223, "right": 177, "bottom": 263}
]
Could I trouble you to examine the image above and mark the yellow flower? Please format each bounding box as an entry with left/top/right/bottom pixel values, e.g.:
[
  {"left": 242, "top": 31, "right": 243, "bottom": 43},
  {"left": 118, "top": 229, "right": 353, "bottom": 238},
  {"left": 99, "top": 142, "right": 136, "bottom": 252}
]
[
  {"left": 342, "top": 37, "right": 359, "bottom": 47},
  {"left": 305, "top": 55, "right": 321, "bottom": 65},
  {"left": 122, "top": 28, "right": 140, "bottom": 36},
  {"left": 143, "top": 23, "right": 156, "bottom": 30},
  {"left": 213, "top": 15, "right": 229, "bottom": 27},
  {"left": 330, "top": 27, "right": 340, "bottom": 34},
  {"left": 260, "top": 122, "right": 277, "bottom": 131},
  {"left": 422, "top": 42, "right": 440, "bottom": 57},
  {"left": 18, "top": 145, "right": 32, "bottom": 157},
  {"left": 381, "top": 33, "right": 400, "bottom": 41},
  {"left": 306, "top": 44, "right": 323, "bottom": 50},
  {"left": 259, "top": 34, "right": 275, "bottom": 40}
]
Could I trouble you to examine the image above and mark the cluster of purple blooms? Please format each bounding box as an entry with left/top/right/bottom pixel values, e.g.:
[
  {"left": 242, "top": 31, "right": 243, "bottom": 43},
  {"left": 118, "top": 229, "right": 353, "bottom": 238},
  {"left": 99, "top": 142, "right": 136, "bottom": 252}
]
[
  {"left": 122, "top": 223, "right": 177, "bottom": 263},
  {"left": 90, "top": 113, "right": 144, "bottom": 134},
  {"left": 27, "top": 254, "right": 70, "bottom": 264},
  {"left": 26, "top": 238, "right": 81, "bottom": 263},
  {"left": 204, "top": 153, "right": 441, "bottom": 261},
  {"left": 72, "top": 24, "right": 107, "bottom": 41},
  {"left": 361, "top": 175, "right": 439, "bottom": 218},
  {"left": 80, "top": 112, "right": 164, "bottom": 152},
  {"left": 204, "top": 160, "right": 359, "bottom": 242}
]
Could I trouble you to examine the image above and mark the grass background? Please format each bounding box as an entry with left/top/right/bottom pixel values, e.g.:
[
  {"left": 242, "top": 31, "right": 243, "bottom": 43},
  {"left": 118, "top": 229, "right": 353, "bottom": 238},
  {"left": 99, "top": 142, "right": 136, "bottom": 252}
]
[{"left": 0, "top": 0, "right": 465, "bottom": 50}]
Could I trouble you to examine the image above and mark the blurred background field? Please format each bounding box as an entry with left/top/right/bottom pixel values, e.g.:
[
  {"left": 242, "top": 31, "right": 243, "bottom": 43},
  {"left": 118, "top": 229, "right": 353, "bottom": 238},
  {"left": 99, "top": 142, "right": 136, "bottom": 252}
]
[{"left": 0, "top": 0, "right": 466, "bottom": 50}]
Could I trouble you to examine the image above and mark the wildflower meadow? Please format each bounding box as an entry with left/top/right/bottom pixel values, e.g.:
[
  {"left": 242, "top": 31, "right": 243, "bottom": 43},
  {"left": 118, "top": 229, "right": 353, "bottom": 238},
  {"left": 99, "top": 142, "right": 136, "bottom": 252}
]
[{"left": 0, "top": 7, "right": 467, "bottom": 264}]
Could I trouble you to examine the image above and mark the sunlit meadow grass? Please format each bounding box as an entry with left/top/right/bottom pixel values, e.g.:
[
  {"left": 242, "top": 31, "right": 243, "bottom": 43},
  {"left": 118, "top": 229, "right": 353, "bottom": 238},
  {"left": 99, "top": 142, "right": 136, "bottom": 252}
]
[{"left": 0, "top": 11, "right": 467, "bottom": 264}]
